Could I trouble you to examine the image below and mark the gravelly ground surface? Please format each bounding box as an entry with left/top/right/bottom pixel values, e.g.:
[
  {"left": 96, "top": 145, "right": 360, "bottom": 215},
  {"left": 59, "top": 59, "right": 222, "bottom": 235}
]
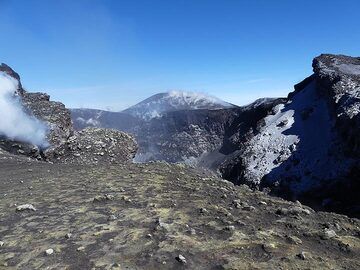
[{"left": 0, "top": 153, "right": 359, "bottom": 270}]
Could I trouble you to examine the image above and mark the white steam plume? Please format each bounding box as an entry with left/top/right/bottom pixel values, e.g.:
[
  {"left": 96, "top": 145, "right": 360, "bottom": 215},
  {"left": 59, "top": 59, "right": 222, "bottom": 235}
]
[{"left": 0, "top": 72, "right": 49, "bottom": 148}]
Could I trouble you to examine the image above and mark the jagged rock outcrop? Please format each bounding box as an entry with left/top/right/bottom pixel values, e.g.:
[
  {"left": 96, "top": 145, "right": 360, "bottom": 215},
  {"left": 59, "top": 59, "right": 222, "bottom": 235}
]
[
  {"left": 0, "top": 63, "right": 73, "bottom": 153},
  {"left": 219, "top": 54, "right": 360, "bottom": 217},
  {"left": 313, "top": 54, "right": 360, "bottom": 157},
  {"left": 0, "top": 64, "right": 137, "bottom": 164}
]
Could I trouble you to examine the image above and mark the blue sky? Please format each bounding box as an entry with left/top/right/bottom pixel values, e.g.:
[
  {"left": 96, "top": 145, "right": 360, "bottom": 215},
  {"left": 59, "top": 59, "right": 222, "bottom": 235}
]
[{"left": 0, "top": 0, "right": 359, "bottom": 110}]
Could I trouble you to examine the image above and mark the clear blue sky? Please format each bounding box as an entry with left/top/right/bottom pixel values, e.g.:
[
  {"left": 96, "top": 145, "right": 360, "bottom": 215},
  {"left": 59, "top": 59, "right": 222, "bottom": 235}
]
[{"left": 0, "top": 0, "right": 359, "bottom": 110}]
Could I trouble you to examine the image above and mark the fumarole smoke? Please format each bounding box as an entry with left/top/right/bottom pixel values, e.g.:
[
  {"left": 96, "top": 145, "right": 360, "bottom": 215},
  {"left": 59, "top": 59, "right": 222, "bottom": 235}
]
[{"left": 0, "top": 72, "right": 49, "bottom": 148}]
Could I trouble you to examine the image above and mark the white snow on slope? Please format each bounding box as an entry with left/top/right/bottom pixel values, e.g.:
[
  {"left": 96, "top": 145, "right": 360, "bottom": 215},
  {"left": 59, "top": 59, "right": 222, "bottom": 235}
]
[
  {"left": 243, "top": 81, "right": 352, "bottom": 192},
  {"left": 166, "top": 91, "right": 232, "bottom": 108},
  {"left": 123, "top": 91, "right": 234, "bottom": 120}
]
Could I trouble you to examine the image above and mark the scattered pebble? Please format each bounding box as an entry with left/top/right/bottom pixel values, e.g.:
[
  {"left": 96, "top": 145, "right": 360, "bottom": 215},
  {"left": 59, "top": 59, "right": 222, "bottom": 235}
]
[
  {"left": 262, "top": 243, "right": 276, "bottom": 253},
  {"left": 45, "top": 248, "right": 54, "bottom": 255},
  {"left": 108, "top": 214, "right": 117, "bottom": 221},
  {"left": 287, "top": 235, "right": 302, "bottom": 245},
  {"left": 297, "top": 251, "right": 308, "bottom": 260},
  {"left": 93, "top": 194, "right": 114, "bottom": 202},
  {"left": 16, "top": 204, "right": 36, "bottom": 211},
  {"left": 259, "top": 201, "right": 267, "bottom": 205},
  {"left": 243, "top": 205, "right": 256, "bottom": 211},
  {"left": 77, "top": 246, "right": 85, "bottom": 252},
  {"left": 224, "top": 225, "right": 235, "bottom": 231},
  {"left": 176, "top": 254, "right": 187, "bottom": 264},
  {"left": 276, "top": 206, "right": 311, "bottom": 216},
  {"left": 322, "top": 229, "right": 337, "bottom": 240}
]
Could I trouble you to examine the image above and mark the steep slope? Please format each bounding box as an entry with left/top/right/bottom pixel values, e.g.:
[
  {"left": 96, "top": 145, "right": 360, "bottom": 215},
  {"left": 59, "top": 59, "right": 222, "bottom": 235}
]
[
  {"left": 135, "top": 98, "right": 285, "bottom": 164},
  {"left": 122, "top": 91, "right": 236, "bottom": 120},
  {"left": 220, "top": 54, "right": 360, "bottom": 217}
]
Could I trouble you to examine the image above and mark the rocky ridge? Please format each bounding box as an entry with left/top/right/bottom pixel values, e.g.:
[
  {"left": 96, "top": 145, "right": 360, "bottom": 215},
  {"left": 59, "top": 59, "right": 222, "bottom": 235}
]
[
  {"left": 219, "top": 54, "right": 360, "bottom": 217},
  {"left": 0, "top": 63, "right": 137, "bottom": 164}
]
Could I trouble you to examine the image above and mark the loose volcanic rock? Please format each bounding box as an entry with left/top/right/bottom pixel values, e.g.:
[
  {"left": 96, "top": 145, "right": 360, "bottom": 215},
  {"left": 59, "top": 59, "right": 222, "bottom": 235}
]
[
  {"left": 45, "top": 249, "right": 54, "bottom": 256},
  {"left": 0, "top": 158, "right": 359, "bottom": 269},
  {"left": 16, "top": 204, "right": 36, "bottom": 211},
  {"left": 46, "top": 128, "right": 138, "bottom": 165}
]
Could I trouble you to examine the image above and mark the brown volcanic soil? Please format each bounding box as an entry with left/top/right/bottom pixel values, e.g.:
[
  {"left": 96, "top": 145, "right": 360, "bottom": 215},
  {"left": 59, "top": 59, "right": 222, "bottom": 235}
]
[{"left": 0, "top": 153, "right": 359, "bottom": 270}]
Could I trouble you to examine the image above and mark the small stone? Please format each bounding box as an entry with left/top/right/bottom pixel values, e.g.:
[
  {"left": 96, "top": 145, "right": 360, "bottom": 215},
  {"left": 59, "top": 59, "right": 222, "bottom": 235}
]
[
  {"left": 65, "top": 233, "right": 72, "bottom": 239},
  {"left": 93, "top": 194, "right": 114, "bottom": 202},
  {"left": 322, "top": 229, "right": 337, "bottom": 240},
  {"left": 176, "top": 254, "right": 187, "bottom": 264},
  {"left": 243, "top": 205, "right": 256, "bottom": 211},
  {"left": 77, "top": 246, "right": 85, "bottom": 252},
  {"left": 0, "top": 241, "right": 4, "bottom": 247},
  {"left": 276, "top": 206, "right": 311, "bottom": 216},
  {"left": 16, "top": 204, "right": 36, "bottom": 211},
  {"left": 232, "top": 200, "right": 241, "bottom": 209},
  {"left": 189, "top": 228, "right": 196, "bottom": 235},
  {"left": 199, "top": 208, "right": 208, "bottom": 214},
  {"left": 108, "top": 214, "right": 117, "bottom": 221},
  {"left": 45, "top": 248, "right": 54, "bottom": 255},
  {"left": 259, "top": 201, "right": 267, "bottom": 205},
  {"left": 262, "top": 243, "right": 276, "bottom": 253},
  {"left": 224, "top": 225, "right": 235, "bottom": 231},
  {"left": 287, "top": 235, "right": 302, "bottom": 245},
  {"left": 146, "top": 234, "right": 152, "bottom": 238},
  {"left": 236, "top": 220, "right": 246, "bottom": 226},
  {"left": 297, "top": 251, "right": 307, "bottom": 260}
]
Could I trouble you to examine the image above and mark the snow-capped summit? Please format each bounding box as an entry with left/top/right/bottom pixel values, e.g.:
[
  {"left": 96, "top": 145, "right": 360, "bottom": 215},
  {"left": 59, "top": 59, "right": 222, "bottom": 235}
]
[{"left": 122, "top": 91, "right": 236, "bottom": 120}]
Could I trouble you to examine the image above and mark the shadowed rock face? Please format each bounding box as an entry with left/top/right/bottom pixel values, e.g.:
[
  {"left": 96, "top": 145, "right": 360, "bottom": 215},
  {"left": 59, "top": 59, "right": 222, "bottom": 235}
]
[
  {"left": 219, "top": 54, "right": 360, "bottom": 217},
  {"left": 312, "top": 54, "right": 360, "bottom": 158}
]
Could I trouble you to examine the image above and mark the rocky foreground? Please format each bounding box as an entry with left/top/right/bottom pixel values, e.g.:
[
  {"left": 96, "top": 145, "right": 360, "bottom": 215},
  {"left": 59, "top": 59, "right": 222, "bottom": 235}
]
[{"left": 0, "top": 153, "right": 359, "bottom": 270}]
